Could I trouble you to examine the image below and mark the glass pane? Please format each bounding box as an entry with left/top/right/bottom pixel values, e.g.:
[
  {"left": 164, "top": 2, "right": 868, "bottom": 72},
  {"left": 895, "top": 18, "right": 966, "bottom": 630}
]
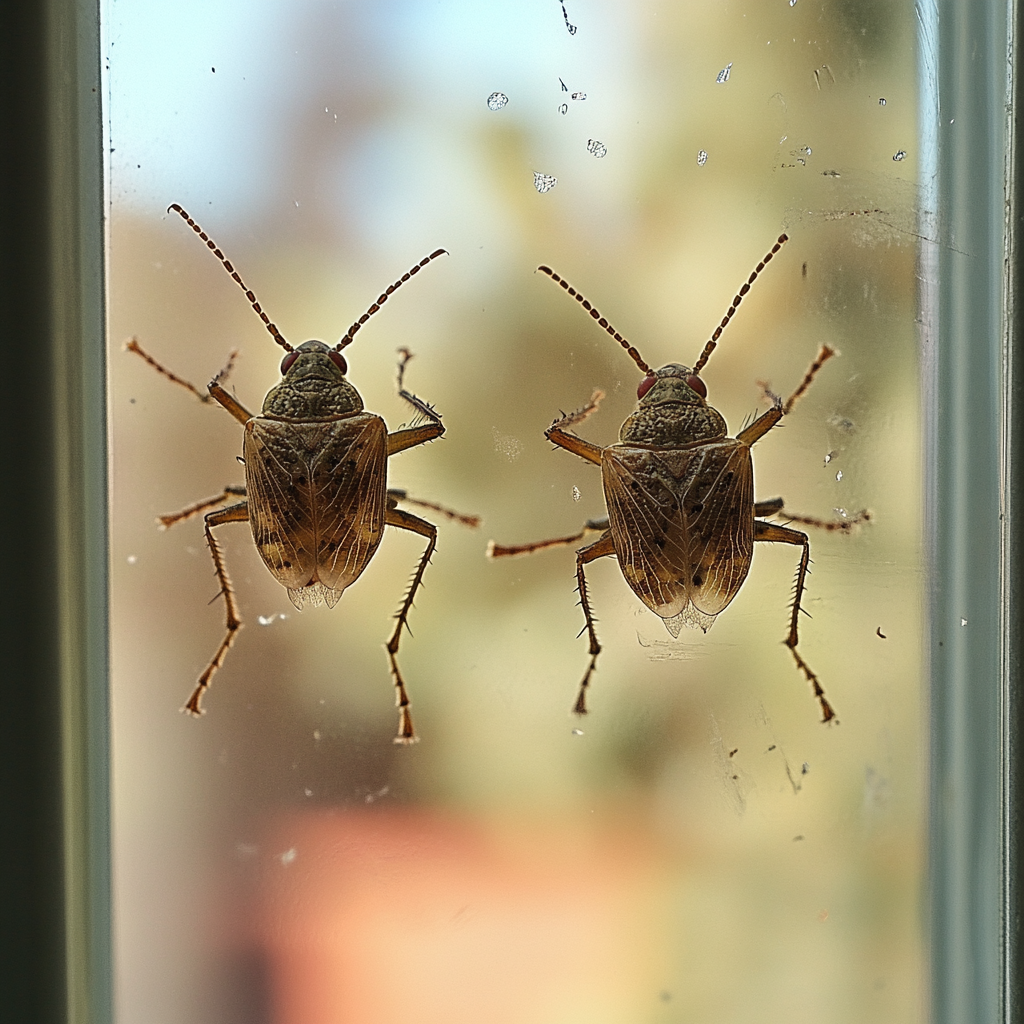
[{"left": 108, "top": 2, "right": 925, "bottom": 1021}]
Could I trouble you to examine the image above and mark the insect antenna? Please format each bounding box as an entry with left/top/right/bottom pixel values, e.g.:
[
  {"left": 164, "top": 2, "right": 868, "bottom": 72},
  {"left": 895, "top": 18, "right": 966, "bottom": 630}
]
[
  {"left": 537, "top": 266, "right": 653, "bottom": 376},
  {"left": 168, "top": 204, "right": 294, "bottom": 353},
  {"left": 692, "top": 233, "right": 789, "bottom": 374},
  {"left": 335, "top": 249, "right": 449, "bottom": 352}
]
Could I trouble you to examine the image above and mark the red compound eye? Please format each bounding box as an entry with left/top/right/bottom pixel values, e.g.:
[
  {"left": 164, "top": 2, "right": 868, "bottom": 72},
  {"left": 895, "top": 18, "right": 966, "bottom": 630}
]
[
  {"left": 686, "top": 375, "right": 707, "bottom": 399},
  {"left": 637, "top": 374, "right": 657, "bottom": 400},
  {"left": 280, "top": 351, "right": 299, "bottom": 374},
  {"left": 329, "top": 351, "right": 347, "bottom": 374}
]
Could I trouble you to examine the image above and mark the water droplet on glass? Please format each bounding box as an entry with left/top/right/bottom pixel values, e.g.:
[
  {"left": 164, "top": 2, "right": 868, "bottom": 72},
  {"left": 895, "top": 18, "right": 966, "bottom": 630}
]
[
  {"left": 879, "top": 97, "right": 887, "bottom": 105},
  {"left": 571, "top": 91, "right": 587, "bottom": 101},
  {"left": 802, "top": 145, "right": 812, "bottom": 155},
  {"left": 257, "top": 614, "right": 276, "bottom": 626},
  {"left": 587, "top": 139, "right": 607, "bottom": 158},
  {"left": 533, "top": 172, "right": 557, "bottom": 193},
  {"left": 572, "top": 728, "right": 584, "bottom": 736},
  {"left": 790, "top": 0, "right": 798, "bottom": 6},
  {"left": 697, "top": 150, "right": 708, "bottom": 166},
  {"left": 486, "top": 91, "right": 508, "bottom": 111},
  {"left": 716, "top": 62, "right": 733, "bottom": 84},
  {"left": 572, "top": 486, "right": 581, "bottom": 502},
  {"left": 836, "top": 470, "right": 843, "bottom": 481},
  {"left": 279, "top": 848, "right": 297, "bottom": 866},
  {"left": 558, "top": 103, "right": 568, "bottom": 115},
  {"left": 126, "top": 554, "right": 137, "bottom": 564},
  {"left": 824, "top": 451, "right": 835, "bottom": 466},
  {"left": 893, "top": 149, "right": 907, "bottom": 161},
  {"left": 961, "top": 618, "right": 968, "bottom": 627},
  {"left": 294, "top": 200, "right": 300, "bottom": 207},
  {"left": 801, "top": 762, "right": 810, "bottom": 775}
]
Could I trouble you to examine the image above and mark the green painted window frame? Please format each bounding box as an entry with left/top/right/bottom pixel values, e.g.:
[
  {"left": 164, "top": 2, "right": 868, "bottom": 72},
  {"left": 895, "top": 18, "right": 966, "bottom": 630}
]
[{"left": 0, "top": 1, "right": 111, "bottom": 1022}]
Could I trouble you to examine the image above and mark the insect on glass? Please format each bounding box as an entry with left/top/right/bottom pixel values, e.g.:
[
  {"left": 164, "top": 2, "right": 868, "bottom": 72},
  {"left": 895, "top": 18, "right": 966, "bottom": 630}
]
[
  {"left": 128, "top": 204, "right": 478, "bottom": 744},
  {"left": 488, "top": 234, "right": 867, "bottom": 723}
]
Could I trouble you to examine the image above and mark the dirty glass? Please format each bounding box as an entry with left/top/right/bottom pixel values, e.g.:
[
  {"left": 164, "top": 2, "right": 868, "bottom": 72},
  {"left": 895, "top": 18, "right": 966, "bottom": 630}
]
[{"left": 108, "top": 1, "right": 926, "bottom": 1021}]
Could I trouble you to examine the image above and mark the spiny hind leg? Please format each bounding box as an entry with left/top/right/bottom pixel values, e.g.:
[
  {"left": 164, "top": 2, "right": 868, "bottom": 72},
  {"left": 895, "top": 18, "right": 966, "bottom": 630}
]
[
  {"left": 384, "top": 507, "right": 438, "bottom": 744},
  {"left": 184, "top": 501, "right": 249, "bottom": 716},
  {"left": 754, "top": 519, "right": 835, "bottom": 723},
  {"left": 572, "top": 532, "right": 616, "bottom": 716},
  {"left": 487, "top": 518, "right": 609, "bottom": 559}
]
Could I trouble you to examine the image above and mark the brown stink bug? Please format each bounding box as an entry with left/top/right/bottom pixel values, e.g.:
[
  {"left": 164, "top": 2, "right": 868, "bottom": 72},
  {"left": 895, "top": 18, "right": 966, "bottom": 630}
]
[
  {"left": 488, "top": 234, "right": 867, "bottom": 722},
  {"left": 128, "top": 204, "right": 478, "bottom": 743}
]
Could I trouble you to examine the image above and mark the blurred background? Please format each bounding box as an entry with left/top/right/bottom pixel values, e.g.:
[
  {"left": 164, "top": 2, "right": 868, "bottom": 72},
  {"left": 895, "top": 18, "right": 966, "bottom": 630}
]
[{"left": 108, "top": 1, "right": 924, "bottom": 1022}]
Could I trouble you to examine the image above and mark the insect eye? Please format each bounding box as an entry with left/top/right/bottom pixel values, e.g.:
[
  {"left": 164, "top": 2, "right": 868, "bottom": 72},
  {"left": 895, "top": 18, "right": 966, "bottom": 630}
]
[
  {"left": 637, "top": 374, "right": 657, "bottom": 400},
  {"left": 329, "top": 351, "right": 348, "bottom": 374},
  {"left": 280, "top": 351, "right": 299, "bottom": 374},
  {"left": 686, "top": 375, "right": 707, "bottom": 399}
]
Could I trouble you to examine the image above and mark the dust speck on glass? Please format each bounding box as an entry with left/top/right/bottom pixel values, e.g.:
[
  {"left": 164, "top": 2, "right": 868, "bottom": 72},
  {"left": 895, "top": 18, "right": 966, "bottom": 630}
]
[
  {"left": 533, "top": 171, "right": 557, "bottom": 193},
  {"left": 697, "top": 149, "right": 708, "bottom": 165},
  {"left": 716, "top": 61, "right": 733, "bottom": 83}
]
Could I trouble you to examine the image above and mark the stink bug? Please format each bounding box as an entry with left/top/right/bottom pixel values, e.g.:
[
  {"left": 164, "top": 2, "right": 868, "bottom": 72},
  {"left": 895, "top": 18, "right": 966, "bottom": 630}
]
[
  {"left": 488, "top": 234, "right": 866, "bottom": 722},
  {"left": 129, "top": 204, "right": 477, "bottom": 743}
]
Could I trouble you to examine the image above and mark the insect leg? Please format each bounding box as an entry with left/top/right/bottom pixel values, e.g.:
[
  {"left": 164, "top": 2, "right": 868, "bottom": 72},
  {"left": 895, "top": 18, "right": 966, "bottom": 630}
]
[
  {"left": 387, "top": 349, "right": 445, "bottom": 454},
  {"left": 383, "top": 508, "right": 438, "bottom": 744},
  {"left": 738, "top": 345, "right": 838, "bottom": 446},
  {"left": 754, "top": 520, "right": 836, "bottom": 724},
  {"left": 125, "top": 338, "right": 238, "bottom": 402},
  {"left": 754, "top": 497, "right": 785, "bottom": 517},
  {"left": 759, "top": 506, "right": 871, "bottom": 533},
  {"left": 736, "top": 405, "right": 783, "bottom": 446},
  {"left": 158, "top": 485, "right": 247, "bottom": 529},
  {"left": 184, "top": 501, "right": 249, "bottom": 716},
  {"left": 781, "top": 345, "right": 836, "bottom": 414},
  {"left": 572, "top": 531, "right": 617, "bottom": 716},
  {"left": 546, "top": 389, "right": 605, "bottom": 465},
  {"left": 486, "top": 518, "right": 610, "bottom": 558},
  {"left": 208, "top": 382, "right": 255, "bottom": 426},
  {"left": 387, "top": 489, "right": 480, "bottom": 527}
]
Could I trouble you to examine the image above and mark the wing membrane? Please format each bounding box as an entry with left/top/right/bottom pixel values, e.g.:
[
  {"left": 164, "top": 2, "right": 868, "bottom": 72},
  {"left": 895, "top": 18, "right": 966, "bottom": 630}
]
[
  {"left": 245, "top": 413, "right": 388, "bottom": 601},
  {"left": 603, "top": 441, "right": 754, "bottom": 629}
]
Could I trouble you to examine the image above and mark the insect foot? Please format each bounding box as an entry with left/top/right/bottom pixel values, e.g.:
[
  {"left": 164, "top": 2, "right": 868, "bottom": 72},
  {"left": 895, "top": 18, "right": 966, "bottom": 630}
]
[
  {"left": 489, "top": 235, "right": 860, "bottom": 723},
  {"left": 128, "top": 206, "right": 477, "bottom": 743}
]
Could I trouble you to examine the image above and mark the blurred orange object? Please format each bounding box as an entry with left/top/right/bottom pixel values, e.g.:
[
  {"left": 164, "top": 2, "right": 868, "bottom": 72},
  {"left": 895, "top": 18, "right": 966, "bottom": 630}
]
[{"left": 258, "top": 807, "right": 667, "bottom": 1024}]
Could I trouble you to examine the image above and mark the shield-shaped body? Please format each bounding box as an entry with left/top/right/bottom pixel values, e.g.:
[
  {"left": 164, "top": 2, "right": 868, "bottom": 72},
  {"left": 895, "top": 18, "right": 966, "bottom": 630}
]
[
  {"left": 602, "top": 438, "right": 754, "bottom": 636},
  {"left": 244, "top": 411, "right": 388, "bottom": 608}
]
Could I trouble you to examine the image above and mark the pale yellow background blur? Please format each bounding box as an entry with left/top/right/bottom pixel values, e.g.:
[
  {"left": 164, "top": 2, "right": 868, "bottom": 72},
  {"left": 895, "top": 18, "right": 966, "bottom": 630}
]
[{"left": 109, "top": 1, "right": 924, "bottom": 1022}]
